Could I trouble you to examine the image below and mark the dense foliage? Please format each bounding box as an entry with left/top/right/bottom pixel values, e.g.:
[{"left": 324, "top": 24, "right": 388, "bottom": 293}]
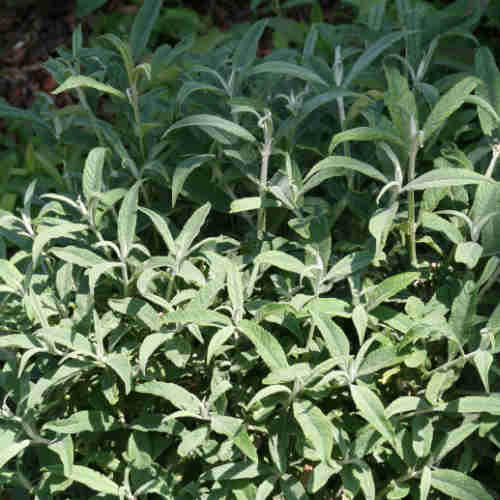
[{"left": 1, "top": 0, "right": 500, "bottom": 498}]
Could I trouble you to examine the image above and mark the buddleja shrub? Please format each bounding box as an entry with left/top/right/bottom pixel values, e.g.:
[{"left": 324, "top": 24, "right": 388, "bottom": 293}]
[{"left": 1, "top": 0, "right": 500, "bottom": 499}]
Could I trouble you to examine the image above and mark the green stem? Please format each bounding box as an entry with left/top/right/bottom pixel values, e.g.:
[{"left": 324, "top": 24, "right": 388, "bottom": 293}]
[{"left": 408, "top": 141, "right": 418, "bottom": 267}]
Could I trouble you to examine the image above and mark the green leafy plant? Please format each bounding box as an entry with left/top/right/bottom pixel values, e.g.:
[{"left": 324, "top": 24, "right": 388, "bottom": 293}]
[{"left": 1, "top": 0, "right": 500, "bottom": 498}]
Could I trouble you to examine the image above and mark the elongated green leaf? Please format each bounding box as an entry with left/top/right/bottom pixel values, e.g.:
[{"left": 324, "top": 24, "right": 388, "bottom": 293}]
[
  {"left": 403, "top": 168, "right": 493, "bottom": 192},
  {"left": 139, "top": 332, "right": 173, "bottom": 375},
  {"left": 366, "top": 272, "right": 420, "bottom": 311},
  {"left": 234, "top": 18, "right": 269, "bottom": 71},
  {"left": 280, "top": 473, "right": 310, "bottom": 500},
  {"left": 455, "top": 241, "right": 483, "bottom": 269},
  {"left": 329, "top": 127, "right": 405, "bottom": 154},
  {"left": 200, "top": 461, "right": 274, "bottom": 482},
  {"left": 0, "top": 429, "right": 30, "bottom": 469},
  {"left": 52, "top": 76, "right": 126, "bottom": 99},
  {"left": 432, "top": 422, "right": 478, "bottom": 463},
  {"left": 276, "top": 88, "right": 358, "bottom": 141},
  {"left": 293, "top": 399, "right": 334, "bottom": 462},
  {"left": 474, "top": 350, "right": 492, "bottom": 392},
  {"left": 50, "top": 246, "right": 107, "bottom": 268},
  {"left": 431, "top": 469, "right": 492, "bottom": 500},
  {"left": 43, "top": 411, "right": 118, "bottom": 433},
  {"left": 0, "top": 259, "right": 23, "bottom": 291},
  {"left": 302, "top": 156, "right": 387, "bottom": 195},
  {"left": 351, "top": 384, "right": 394, "bottom": 442},
  {"left": 310, "top": 462, "right": 341, "bottom": 494},
  {"left": 212, "top": 416, "right": 258, "bottom": 463},
  {"left": 311, "top": 311, "right": 350, "bottom": 358},
  {"left": 421, "top": 212, "right": 464, "bottom": 245},
  {"left": 135, "top": 381, "right": 202, "bottom": 414},
  {"left": 175, "top": 202, "right": 211, "bottom": 259},
  {"left": 65, "top": 465, "right": 120, "bottom": 496},
  {"left": 238, "top": 319, "right": 288, "bottom": 371},
  {"left": 344, "top": 31, "right": 407, "bottom": 88},
  {"left": 250, "top": 61, "right": 327, "bottom": 87},
  {"left": 48, "top": 435, "right": 73, "bottom": 477},
  {"left": 420, "top": 466, "right": 431, "bottom": 500},
  {"left": 33, "top": 223, "right": 88, "bottom": 270},
  {"left": 172, "top": 154, "right": 214, "bottom": 207},
  {"left": 423, "top": 76, "right": 481, "bottom": 140},
  {"left": 262, "top": 364, "right": 311, "bottom": 385},
  {"left": 230, "top": 196, "right": 262, "bottom": 213},
  {"left": 82, "top": 147, "right": 107, "bottom": 202},
  {"left": 0, "top": 334, "right": 42, "bottom": 350},
  {"left": 139, "top": 207, "right": 176, "bottom": 255},
  {"left": 444, "top": 396, "right": 500, "bottom": 415},
  {"left": 130, "top": 0, "right": 163, "bottom": 61},
  {"left": 207, "top": 325, "right": 235, "bottom": 364},
  {"left": 177, "top": 81, "right": 223, "bottom": 108},
  {"left": 247, "top": 385, "right": 292, "bottom": 410},
  {"left": 117, "top": 180, "right": 141, "bottom": 258},
  {"left": 254, "top": 250, "right": 308, "bottom": 276},
  {"left": 323, "top": 249, "right": 374, "bottom": 283},
  {"left": 105, "top": 353, "right": 132, "bottom": 394},
  {"left": 163, "top": 114, "right": 256, "bottom": 142}
]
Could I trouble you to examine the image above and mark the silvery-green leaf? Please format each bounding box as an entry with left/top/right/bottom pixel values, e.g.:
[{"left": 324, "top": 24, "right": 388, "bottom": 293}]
[
  {"left": 351, "top": 384, "right": 394, "bottom": 443},
  {"left": 48, "top": 435, "right": 73, "bottom": 477},
  {"left": 200, "top": 462, "right": 274, "bottom": 482},
  {"left": 139, "top": 207, "right": 176, "bottom": 256},
  {"left": 246, "top": 385, "right": 292, "bottom": 410},
  {"left": 212, "top": 415, "right": 258, "bottom": 463},
  {"left": 82, "top": 147, "right": 107, "bottom": 202},
  {"left": 421, "top": 211, "right": 464, "bottom": 245},
  {"left": 130, "top": 0, "right": 163, "bottom": 61},
  {"left": 250, "top": 61, "right": 327, "bottom": 87},
  {"left": 302, "top": 156, "right": 387, "bottom": 195},
  {"left": 293, "top": 399, "right": 334, "bottom": 462},
  {"left": 175, "top": 202, "right": 211, "bottom": 260},
  {"left": 402, "top": 168, "right": 493, "bottom": 192},
  {"left": 344, "top": 31, "right": 407, "bottom": 88},
  {"left": 310, "top": 311, "right": 350, "bottom": 358},
  {"left": 50, "top": 246, "right": 107, "bottom": 268},
  {"left": 52, "top": 75, "right": 126, "bottom": 99},
  {"left": 431, "top": 421, "right": 479, "bottom": 463},
  {"left": 58, "top": 464, "right": 120, "bottom": 496},
  {"left": 100, "top": 33, "right": 135, "bottom": 82},
  {"left": 474, "top": 350, "right": 493, "bottom": 392},
  {"left": 238, "top": 319, "right": 288, "bottom": 371},
  {"left": 163, "top": 114, "right": 256, "bottom": 142},
  {"left": 178, "top": 425, "right": 210, "bottom": 457},
  {"left": 117, "top": 180, "right": 141, "bottom": 258},
  {"left": 135, "top": 381, "right": 202, "bottom": 414},
  {"left": 43, "top": 410, "right": 118, "bottom": 433},
  {"left": 420, "top": 466, "right": 432, "bottom": 500},
  {"left": 105, "top": 353, "right": 132, "bottom": 395},
  {"left": 207, "top": 325, "right": 234, "bottom": 365},
  {"left": 280, "top": 473, "right": 310, "bottom": 500},
  {"left": 323, "top": 249, "right": 374, "bottom": 284},
  {"left": 329, "top": 127, "right": 405, "bottom": 154},
  {"left": 32, "top": 223, "right": 87, "bottom": 270},
  {"left": 172, "top": 154, "right": 214, "bottom": 208},
  {"left": 254, "top": 250, "right": 308, "bottom": 276},
  {"left": 455, "top": 241, "right": 483, "bottom": 269},
  {"left": 233, "top": 18, "right": 269, "bottom": 72},
  {"left": 309, "top": 461, "right": 341, "bottom": 494},
  {"left": 411, "top": 415, "right": 433, "bottom": 458},
  {"left": 423, "top": 76, "right": 481, "bottom": 140},
  {"left": 0, "top": 429, "right": 30, "bottom": 469},
  {"left": 366, "top": 272, "right": 420, "bottom": 311},
  {"left": 430, "top": 469, "right": 492, "bottom": 500}
]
